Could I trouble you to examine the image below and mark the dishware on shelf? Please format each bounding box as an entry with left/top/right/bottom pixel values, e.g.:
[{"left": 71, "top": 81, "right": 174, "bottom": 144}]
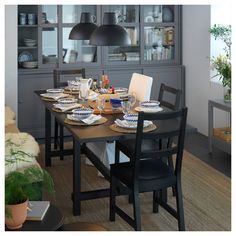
[
  {"left": 57, "top": 98, "right": 77, "bottom": 107},
  {"left": 18, "top": 51, "right": 33, "bottom": 65},
  {"left": 22, "top": 61, "right": 38, "bottom": 69},
  {"left": 110, "top": 98, "right": 122, "bottom": 109},
  {"left": 46, "top": 88, "right": 64, "bottom": 94},
  {"left": 71, "top": 108, "right": 94, "bottom": 120},
  {"left": 97, "top": 97, "right": 105, "bottom": 115},
  {"left": 27, "top": 13, "right": 36, "bottom": 25},
  {"left": 140, "top": 100, "right": 160, "bottom": 108},
  {"left": 121, "top": 100, "right": 131, "bottom": 115},
  {"left": 24, "top": 38, "right": 37, "bottom": 47},
  {"left": 19, "top": 13, "right": 27, "bottom": 25}
]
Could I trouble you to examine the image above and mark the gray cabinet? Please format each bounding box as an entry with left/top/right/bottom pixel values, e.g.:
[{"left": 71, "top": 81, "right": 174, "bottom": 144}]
[
  {"left": 143, "top": 65, "right": 185, "bottom": 106},
  {"left": 18, "top": 5, "right": 184, "bottom": 139}
]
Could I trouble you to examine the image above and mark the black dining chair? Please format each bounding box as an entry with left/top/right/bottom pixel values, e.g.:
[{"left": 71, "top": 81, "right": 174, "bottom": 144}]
[
  {"left": 158, "top": 83, "right": 181, "bottom": 111},
  {"left": 158, "top": 83, "right": 181, "bottom": 196},
  {"left": 110, "top": 108, "right": 187, "bottom": 231},
  {"left": 53, "top": 68, "right": 85, "bottom": 156}
]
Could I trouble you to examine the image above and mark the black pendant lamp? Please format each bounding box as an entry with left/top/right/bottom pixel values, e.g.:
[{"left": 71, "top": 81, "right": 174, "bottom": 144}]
[
  {"left": 69, "top": 12, "right": 98, "bottom": 40},
  {"left": 89, "top": 12, "right": 131, "bottom": 46}
]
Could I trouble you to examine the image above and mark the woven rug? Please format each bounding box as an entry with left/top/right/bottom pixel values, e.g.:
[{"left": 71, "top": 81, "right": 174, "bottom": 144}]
[{"left": 38, "top": 143, "right": 231, "bottom": 231}]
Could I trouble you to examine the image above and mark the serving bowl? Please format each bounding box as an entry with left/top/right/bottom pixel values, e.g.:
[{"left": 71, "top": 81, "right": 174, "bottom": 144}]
[
  {"left": 123, "top": 114, "right": 138, "bottom": 125},
  {"left": 114, "top": 87, "right": 128, "bottom": 94},
  {"left": 140, "top": 100, "right": 160, "bottom": 108},
  {"left": 22, "top": 61, "right": 38, "bottom": 68},
  {"left": 72, "top": 108, "right": 94, "bottom": 120},
  {"left": 46, "top": 88, "right": 64, "bottom": 94},
  {"left": 57, "top": 98, "right": 77, "bottom": 107},
  {"left": 110, "top": 98, "right": 122, "bottom": 109}
]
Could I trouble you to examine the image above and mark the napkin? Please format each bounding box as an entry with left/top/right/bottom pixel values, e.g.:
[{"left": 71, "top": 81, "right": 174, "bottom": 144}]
[
  {"left": 135, "top": 106, "right": 163, "bottom": 113},
  {"left": 53, "top": 103, "right": 81, "bottom": 112},
  {"left": 40, "top": 93, "right": 69, "bottom": 101},
  {"left": 88, "top": 91, "right": 99, "bottom": 101},
  {"left": 82, "top": 114, "right": 102, "bottom": 125}
]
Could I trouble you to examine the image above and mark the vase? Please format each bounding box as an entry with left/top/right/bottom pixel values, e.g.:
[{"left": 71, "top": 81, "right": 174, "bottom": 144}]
[
  {"left": 223, "top": 86, "right": 231, "bottom": 103},
  {"left": 162, "top": 6, "right": 174, "bottom": 22},
  {"left": 5, "top": 199, "right": 28, "bottom": 230}
]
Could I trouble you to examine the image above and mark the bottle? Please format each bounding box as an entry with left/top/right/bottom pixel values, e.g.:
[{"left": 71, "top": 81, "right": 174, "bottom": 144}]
[{"left": 92, "top": 79, "right": 97, "bottom": 91}]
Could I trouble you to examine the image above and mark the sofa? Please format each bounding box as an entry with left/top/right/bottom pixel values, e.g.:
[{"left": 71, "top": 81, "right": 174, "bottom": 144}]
[{"left": 5, "top": 106, "right": 41, "bottom": 175}]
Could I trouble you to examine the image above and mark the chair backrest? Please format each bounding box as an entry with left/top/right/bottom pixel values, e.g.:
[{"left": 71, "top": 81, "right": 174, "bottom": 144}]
[
  {"left": 53, "top": 68, "right": 86, "bottom": 88},
  {"left": 128, "top": 73, "right": 153, "bottom": 102},
  {"left": 133, "top": 108, "right": 187, "bottom": 180},
  {"left": 158, "top": 83, "right": 181, "bottom": 111}
]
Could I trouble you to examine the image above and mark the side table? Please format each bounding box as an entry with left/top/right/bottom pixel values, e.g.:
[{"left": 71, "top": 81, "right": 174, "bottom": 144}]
[
  {"left": 5, "top": 205, "right": 64, "bottom": 231},
  {"left": 208, "top": 99, "right": 231, "bottom": 154}
]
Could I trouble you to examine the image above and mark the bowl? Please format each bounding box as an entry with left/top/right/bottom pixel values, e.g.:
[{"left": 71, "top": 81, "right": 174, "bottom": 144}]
[
  {"left": 22, "top": 61, "right": 38, "bottom": 68},
  {"left": 110, "top": 98, "right": 122, "bottom": 109},
  {"left": 140, "top": 100, "right": 160, "bottom": 108},
  {"left": 114, "top": 87, "right": 128, "bottom": 94},
  {"left": 46, "top": 88, "right": 64, "bottom": 94},
  {"left": 123, "top": 114, "right": 138, "bottom": 126},
  {"left": 72, "top": 108, "right": 94, "bottom": 120},
  {"left": 57, "top": 98, "right": 77, "bottom": 107}
]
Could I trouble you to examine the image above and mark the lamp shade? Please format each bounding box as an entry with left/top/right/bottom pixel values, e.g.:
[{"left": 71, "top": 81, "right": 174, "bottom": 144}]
[
  {"left": 89, "top": 12, "right": 131, "bottom": 46},
  {"left": 69, "top": 12, "right": 97, "bottom": 40}
]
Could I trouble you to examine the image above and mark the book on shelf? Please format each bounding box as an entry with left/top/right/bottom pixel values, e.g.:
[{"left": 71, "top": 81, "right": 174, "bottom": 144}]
[{"left": 26, "top": 201, "right": 50, "bottom": 221}]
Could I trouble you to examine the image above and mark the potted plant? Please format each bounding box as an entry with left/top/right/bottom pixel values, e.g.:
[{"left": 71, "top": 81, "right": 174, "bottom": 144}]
[
  {"left": 5, "top": 166, "right": 54, "bottom": 229},
  {"left": 209, "top": 24, "right": 231, "bottom": 102},
  {"left": 5, "top": 132, "right": 54, "bottom": 230}
]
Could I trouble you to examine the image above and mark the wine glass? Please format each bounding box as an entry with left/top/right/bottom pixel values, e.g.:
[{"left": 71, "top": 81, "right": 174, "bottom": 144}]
[
  {"left": 128, "top": 92, "right": 136, "bottom": 109},
  {"left": 97, "top": 97, "right": 105, "bottom": 115},
  {"left": 121, "top": 100, "right": 131, "bottom": 115}
]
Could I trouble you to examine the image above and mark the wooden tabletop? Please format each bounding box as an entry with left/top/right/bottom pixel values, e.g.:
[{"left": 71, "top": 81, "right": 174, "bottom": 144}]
[{"left": 35, "top": 90, "right": 179, "bottom": 144}]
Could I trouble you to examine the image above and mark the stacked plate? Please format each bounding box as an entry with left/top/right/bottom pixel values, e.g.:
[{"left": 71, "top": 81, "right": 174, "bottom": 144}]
[
  {"left": 24, "top": 38, "right": 37, "bottom": 47},
  {"left": 135, "top": 100, "right": 163, "bottom": 113},
  {"left": 22, "top": 61, "right": 38, "bottom": 69}
]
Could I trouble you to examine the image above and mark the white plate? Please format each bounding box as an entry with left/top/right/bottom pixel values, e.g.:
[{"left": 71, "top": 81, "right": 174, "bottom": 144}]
[
  {"left": 46, "top": 88, "right": 64, "bottom": 94},
  {"left": 135, "top": 106, "right": 163, "bottom": 113},
  {"left": 140, "top": 100, "right": 160, "bottom": 108}
]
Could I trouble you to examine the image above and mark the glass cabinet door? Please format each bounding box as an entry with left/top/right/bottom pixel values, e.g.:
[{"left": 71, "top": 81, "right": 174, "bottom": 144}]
[
  {"left": 103, "top": 5, "right": 140, "bottom": 64},
  {"left": 62, "top": 5, "right": 98, "bottom": 65},
  {"left": 142, "top": 5, "right": 177, "bottom": 63},
  {"left": 41, "top": 5, "right": 58, "bottom": 66}
]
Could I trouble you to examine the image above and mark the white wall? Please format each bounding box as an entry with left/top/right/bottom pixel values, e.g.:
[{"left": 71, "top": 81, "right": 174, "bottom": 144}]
[
  {"left": 182, "top": 5, "right": 230, "bottom": 136},
  {"left": 5, "top": 5, "right": 18, "bottom": 116}
]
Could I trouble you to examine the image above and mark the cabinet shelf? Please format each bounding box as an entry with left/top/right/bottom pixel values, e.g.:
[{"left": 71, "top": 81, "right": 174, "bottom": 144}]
[
  {"left": 18, "top": 46, "right": 38, "bottom": 50},
  {"left": 18, "top": 25, "right": 38, "bottom": 27}
]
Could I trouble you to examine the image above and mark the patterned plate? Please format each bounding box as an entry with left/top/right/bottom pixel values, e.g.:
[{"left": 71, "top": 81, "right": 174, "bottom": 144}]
[{"left": 18, "top": 51, "right": 33, "bottom": 65}]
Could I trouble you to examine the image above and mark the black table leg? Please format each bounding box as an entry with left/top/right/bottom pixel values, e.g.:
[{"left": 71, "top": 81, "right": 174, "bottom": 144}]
[
  {"left": 45, "top": 108, "right": 52, "bottom": 167},
  {"left": 73, "top": 138, "right": 81, "bottom": 215}
]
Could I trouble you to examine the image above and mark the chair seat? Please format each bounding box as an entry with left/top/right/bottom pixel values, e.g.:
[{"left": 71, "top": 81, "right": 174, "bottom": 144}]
[{"left": 111, "top": 159, "right": 174, "bottom": 188}]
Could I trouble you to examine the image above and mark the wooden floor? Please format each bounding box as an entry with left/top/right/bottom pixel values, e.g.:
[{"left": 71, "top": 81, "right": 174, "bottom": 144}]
[
  {"left": 39, "top": 143, "right": 231, "bottom": 231},
  {"left": 184, "top": 132, "right": 231, "bottom": 177}
]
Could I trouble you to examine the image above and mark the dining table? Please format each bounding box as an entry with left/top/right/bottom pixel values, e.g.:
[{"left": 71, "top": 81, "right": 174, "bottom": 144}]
[{"left": 35, "top": 90, "right": 176, "bottom": 216}]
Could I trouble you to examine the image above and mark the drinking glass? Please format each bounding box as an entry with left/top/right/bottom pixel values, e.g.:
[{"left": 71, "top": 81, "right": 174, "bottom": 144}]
[
  {"left": 97, "top": 97, "right": 105, "bottom": 115},
  {"left": 128, "top": 92, "right": 136, "bottom": 109},
  {"left": 121, "top": 100, "right": 131, "bottom": 115}
]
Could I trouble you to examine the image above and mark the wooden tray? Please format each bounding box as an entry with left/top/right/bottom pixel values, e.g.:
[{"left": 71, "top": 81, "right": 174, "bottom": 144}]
[
  {"left": 89, "top": 101, "right": 123, "bottom": 114},
  {"left": 213, "top": 127, "right": 231, "bottom": 142}
]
